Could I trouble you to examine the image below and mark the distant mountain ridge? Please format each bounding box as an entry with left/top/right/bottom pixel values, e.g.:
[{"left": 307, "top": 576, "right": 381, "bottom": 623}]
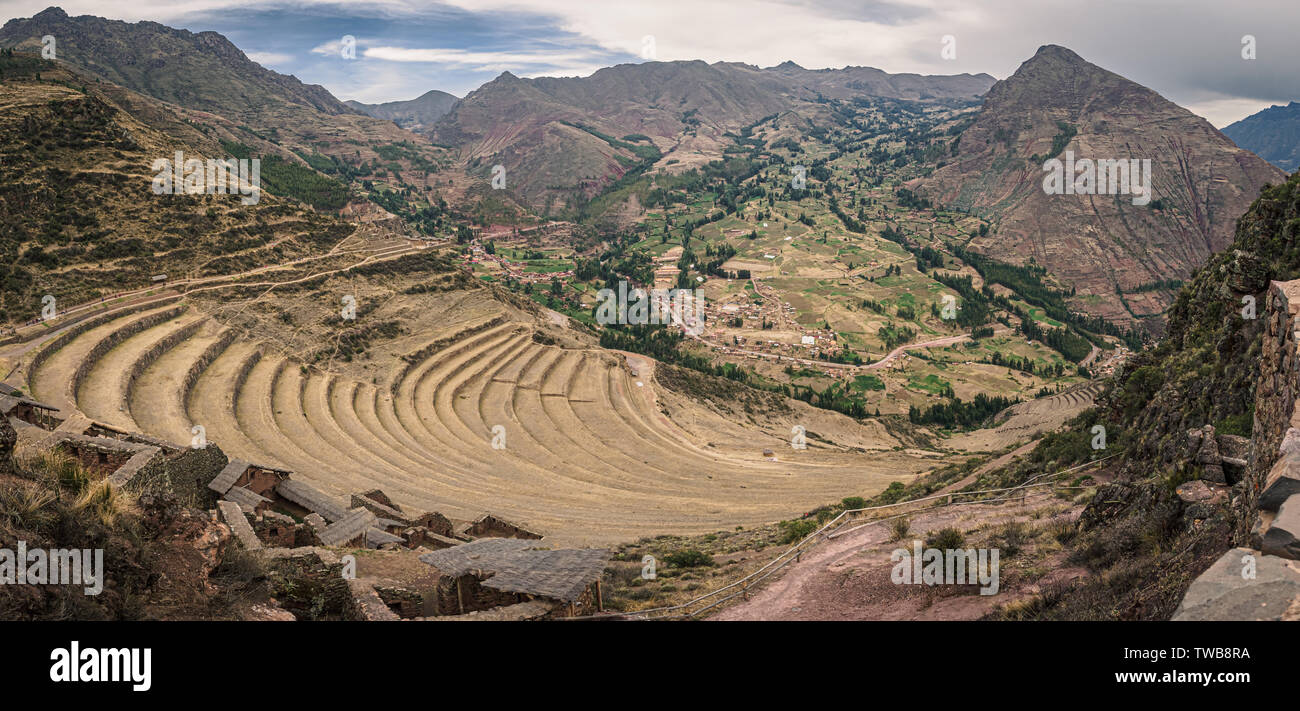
[
  {"left": 0, "top": 7, "right": 357, "bottom": 117},
  {"left": 915, "top": 45, "right": 1284, "bottom": 329},
  {"left": 347, "top": 89, "right": 459, "bottom": 131},
  {"left": 1222, "top": 101, "right": 1300, "bottom": 172},
  {"left": 0, "top": 5, "right": 456, "bottom": 225},
  {"left": 431, "top": 59, "right": 995, "bottom": 209}
]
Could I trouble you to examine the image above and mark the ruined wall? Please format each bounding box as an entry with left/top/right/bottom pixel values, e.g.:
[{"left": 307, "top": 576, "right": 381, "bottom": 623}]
[
  {"left": 268, "top": 552, "right": 354, "bottom": 620},
  {"left": 465, "top": 515, "right": 543, "bottom": 540},
  {"left": 61, "top": 444, "right": 132, "bottom": 478},
  {"left": 1242, "top": 281, "right": 1300, "bottom": 539},
  {"left": 434, "top": 574, "right": 525, "bottom": 615},
  {"left": 124, "top": 444, "right": 229, "bottom": 507},
  {"left": 235, "top": 467, "right": 284, "bottom": 498},
  {"left": 229, "top": 348, "right": 262, "bottom": 410}
]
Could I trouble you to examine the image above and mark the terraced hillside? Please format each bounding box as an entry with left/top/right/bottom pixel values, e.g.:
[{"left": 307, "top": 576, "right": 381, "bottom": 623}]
[
  {"left": 946, "top": 381, "right": 1105, "bottom": 452},
  {"left": 3, "top": 294, "right": 935, "bottom": 546}
]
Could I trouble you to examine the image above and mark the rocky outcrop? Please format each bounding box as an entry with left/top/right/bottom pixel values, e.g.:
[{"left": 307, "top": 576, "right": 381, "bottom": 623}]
[
  {"left": 1172, "top": 547, "right": 1300, "bottom": 621},
  {"left": 138, "top": 493, "right": 233, "bottom": 599},
  {"left": 1186, "top": 425, "right": 1248, "bottom": 485},
  {"left": 1176, "top": 279, "right": 1300, "bottom": 618}
]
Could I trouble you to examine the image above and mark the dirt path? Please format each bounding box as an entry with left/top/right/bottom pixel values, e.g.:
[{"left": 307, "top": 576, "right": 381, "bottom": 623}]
[
  {"left": 711, "top": 492, "right": 1080, "bottom": 621},
  {"left": 936, "top": 440, "right": 1038, "bottom": 495},
  {"left": 687, "top": 331, "right": 970, "bottom": 372},
  {"left": 861, "top": 334, "right": 971, "bottom": 370}
]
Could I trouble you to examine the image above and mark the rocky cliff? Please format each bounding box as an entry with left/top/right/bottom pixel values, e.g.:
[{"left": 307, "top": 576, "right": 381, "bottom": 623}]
[
  {"left": 1173, "top": 279, "right": 1300, "bottom": 619},
  {"left": 999, "top": 171, "right": 1300, "bottom": 619}
]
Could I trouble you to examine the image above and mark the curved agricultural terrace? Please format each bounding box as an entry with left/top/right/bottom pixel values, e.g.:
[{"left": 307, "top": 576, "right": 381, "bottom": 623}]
[{"left": 3, "top": 296, "right": 936, "bottom": 545}]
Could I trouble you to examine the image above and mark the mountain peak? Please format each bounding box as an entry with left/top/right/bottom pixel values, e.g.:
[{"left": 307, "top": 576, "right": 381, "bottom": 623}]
[
  {"left": 0, "top": 9, "right": 355, "bottom": 116},
  {"left": 1018, "top": 44, "right": 1094, "bottom": 73},
  {"left": 1030, "top": 44, "right": 1085, "bottom": 62},
  {"left": 33, "top": 6, "right": 68, "bottom": 20}
]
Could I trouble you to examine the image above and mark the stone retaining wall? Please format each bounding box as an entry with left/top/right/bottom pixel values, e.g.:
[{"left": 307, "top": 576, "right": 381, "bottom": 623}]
[
  {"left": 26, "top": 298, "right": 179, "bottom": 387},
  {"left": 387, "top": 316, "right": 506, "bottom": 396},
  {"left": 180, "top": 328, "right": 239, "bottom": 419},
  {"left": 66, "top": 305, "right": 187, "bottom": 409},
  {"left": 120, "top": 317, "right": 207, "bottom": 420},
  {"left": 229, "top": 347, "right": 262, "bottom": 411}
]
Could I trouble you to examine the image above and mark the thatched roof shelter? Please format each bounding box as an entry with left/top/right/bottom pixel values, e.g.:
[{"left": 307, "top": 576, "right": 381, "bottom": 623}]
[
  {"left": 420, "top": 538, "right": 610, "bottom": 603},
  {"left": 208, "top": 458, "right": 249, "bottom": 495},
  {"left": 318, "top": 508, "right": 377, "bottom": 546},
  {"left": 223, "top": 485, "right": 268, "bottom": 512},
  {"left": 276, "top": 479, "right": 347, "bottom": 522}
]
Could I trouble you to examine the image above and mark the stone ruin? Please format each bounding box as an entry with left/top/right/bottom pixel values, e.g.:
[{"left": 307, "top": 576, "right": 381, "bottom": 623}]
[{"left": 0, "top": 382, "right": 600, "bottom": 621}]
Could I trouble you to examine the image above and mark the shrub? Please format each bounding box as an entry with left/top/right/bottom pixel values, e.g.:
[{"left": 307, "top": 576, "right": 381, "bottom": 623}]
[
  {"left": 663, "top": 549, "right": 714, "bottom": 568},
  {"left": 992, "top": 520, "right": 1028, "bottom": 557},
  {"left": 925, "top": 526, "right": 965, "bottom": 549},
  {"left": 778, "top": 518, "right": 818, "bottom": 543},
  {"left": 876, "top": 481, "right": 907, "bottom": 504},
  {"left": 889, "top": 517, "right": 910, "bottom": 542},
  {"left": 1043, "top": 517, "right": 1077, "bottom": 544}
]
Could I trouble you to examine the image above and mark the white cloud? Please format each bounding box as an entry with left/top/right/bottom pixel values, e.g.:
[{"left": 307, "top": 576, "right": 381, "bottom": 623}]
[
  {"left": 1184, "top": 97, "right": 1281, "bottom": 129},
  {"left": 363, "top": 46, "right": 600, "bottom": 70},
  {"left": 439, "top": 0, "right": 940, "bottom": 73},
  {"left": 243, "top": 50, "right": 294, "bottom": 66}
]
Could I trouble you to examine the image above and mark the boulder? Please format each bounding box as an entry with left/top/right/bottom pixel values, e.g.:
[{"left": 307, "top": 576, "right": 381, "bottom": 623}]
[
  {"left": 1172, "top": 547, "right": 1300, "bottom": 620},
  {"left": 1249, "top": 511, "right": 1276, "bottom": 550},
  {"left": 1194, "top": 425, "right": 1220, "bottom": 463},
  {"left": 138, "top": 493, "right": 233, "bottom": 597},
  {"left": 1175, "top": 480, "right": 1228, "bottom": 520},
  {"left": 1216, "top": 433, "right": 1250, "bottom": 461},
  {"left": 1261, "top": 495, "right": 1300, "bottom": 560},
  {"left": 1261, "top": 453, "right": 1300, "bottom": 511}
]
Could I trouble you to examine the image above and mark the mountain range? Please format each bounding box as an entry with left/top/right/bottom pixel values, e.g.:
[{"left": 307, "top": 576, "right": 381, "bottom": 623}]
[
  {"left": 429, "top": 60, "right": 994, "bottom": 210},
  {"left": 347, "top": 89, "right": 459, "bottom": 131},
  {"left": 0, "top": 6, "right": 451, "bottom": 209},
  {"left": 1222, "top": 101, "right": 1300, "bottom": 172},
  {"left": 0, "top": 6, "right": 1288, "bottom": 333}
]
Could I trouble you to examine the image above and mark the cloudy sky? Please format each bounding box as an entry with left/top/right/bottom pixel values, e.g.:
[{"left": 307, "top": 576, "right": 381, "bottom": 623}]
[{"left": 2, "top": 0, "right": 1297, "bottom": 126}]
